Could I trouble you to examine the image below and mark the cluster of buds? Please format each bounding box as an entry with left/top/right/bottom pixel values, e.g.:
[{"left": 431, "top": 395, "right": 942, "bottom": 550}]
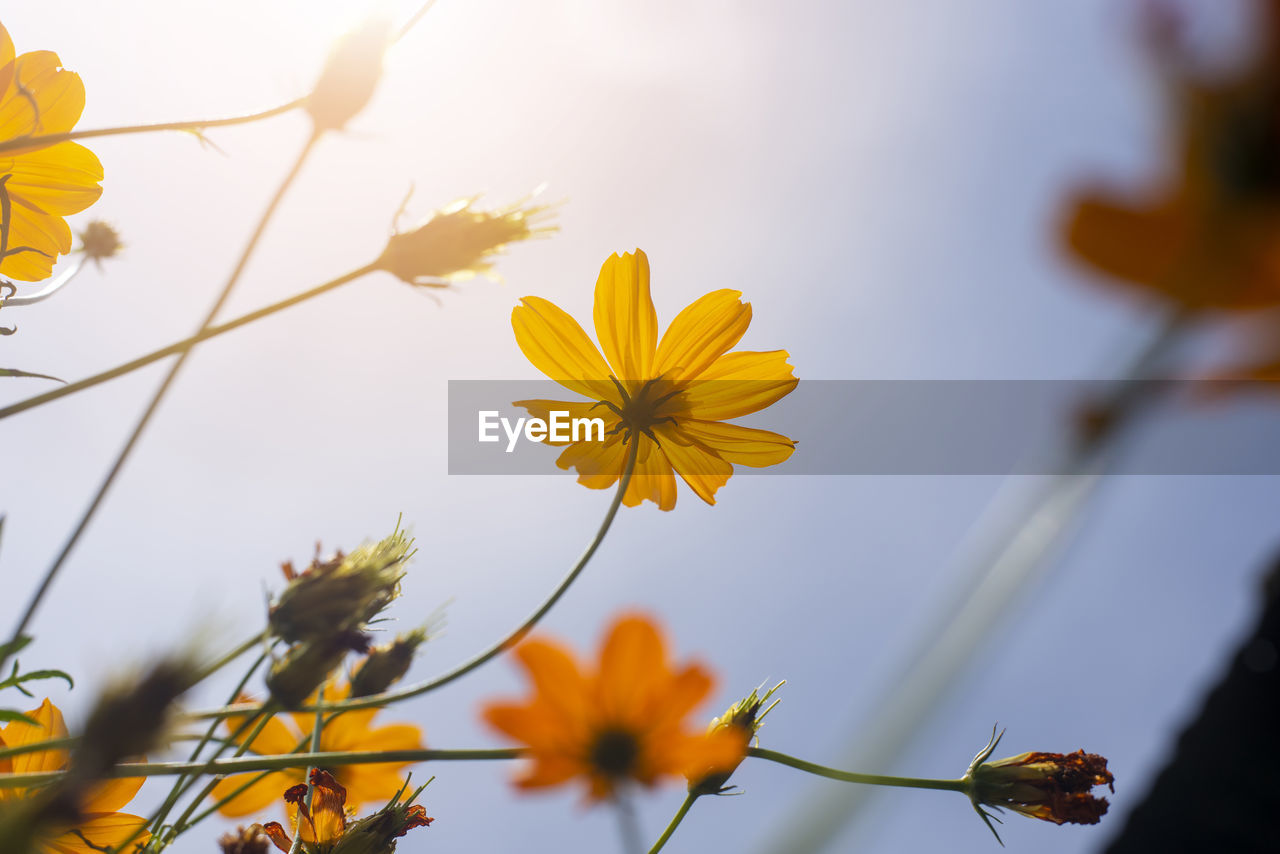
[
  {"left": 687, "top": 681, "right": 784, "bottom": 796},
  {"left": 247, "top": 769, "right": 432, "bottom": 854},
  {"left": 374, "top": 195, "right": 557, "bottom": 287},
  {"left": 963, "top": 727, "right": 1115, "bottom": 844},
  {"left": 266, "top": 529, "right": 414, "bottom": 708}
]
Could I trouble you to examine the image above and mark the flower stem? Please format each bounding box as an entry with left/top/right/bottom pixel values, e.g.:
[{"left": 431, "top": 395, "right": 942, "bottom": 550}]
[
  {"left": 191, "top": 440, "right": 642, "bottom": 721},
  {"left": 748, "top": 747, "right": 967, "bottom": 793},
  {"left": 0, "top": 264, "right": 378, "bottom": 421},
  {"left": 648, "top": 793, "right": 697, "bottom": 854},
  {"left": 290, "top": 692, "right": 329, "bottom": 854},
  {"left": 0, "top": 748, "right": 523, "bottom": 789},
  {"left": 0, "top": 130, "right": 323, "bottom": 678},
  {"left": 0, "top": 99, "right": 305, "bottom": 154},
  {"left": 2, "top": 256, "right": 85, "bottom": 306}
]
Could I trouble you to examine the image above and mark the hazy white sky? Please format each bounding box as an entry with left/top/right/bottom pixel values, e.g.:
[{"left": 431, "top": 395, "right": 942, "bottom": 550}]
[{"left": 3, "top": 1, "right": 1277, "bottom": 852}]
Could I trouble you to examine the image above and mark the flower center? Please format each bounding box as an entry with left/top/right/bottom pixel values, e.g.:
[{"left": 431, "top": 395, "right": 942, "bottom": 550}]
[
  {"left": 589, "top": 727, "right": 640, "bottom": 777},
  {"left": 599, "top": 376, "right": 682, "bottom": 443}
]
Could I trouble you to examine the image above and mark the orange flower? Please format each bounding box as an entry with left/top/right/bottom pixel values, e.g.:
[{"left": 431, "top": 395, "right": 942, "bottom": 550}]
[
  {"left": 259, "top": 769, "right": 433, "bottom": 853},
  {"left": 482, "top": 613, "right": 745, "bottom": 801},
  {"left": 512, "top": 249, "right": 797, "bottom": 510},
  {"left": 0, "top": 21, "right": 104, "bottom": 281},
  {"left": 212, "top": 683, "right": 422, "bottom": 819},
  {"left": 1064, "top": 0, "right": 1280, "bottom": 311},
  {"left": 0, "top": 699, "right": 150, "bottom": 853}
]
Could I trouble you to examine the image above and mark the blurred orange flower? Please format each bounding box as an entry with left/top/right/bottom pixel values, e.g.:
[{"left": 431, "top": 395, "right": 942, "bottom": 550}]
[
  {"left": 0, "top": 21, "right": 104, "bottom": 282},
  {"left": 1064, "top": 0, "right": 1280, "bottom": 311},
  {"left": 0, "top": 698, "right": 150, "bottom": 853},
  {"left": 212, "top": 683, "right": 422, "bottom": 819},
  {"left": 512, "top": 249, "right": 797, "bottom": 510},
  {"left": 482, "top": 613, "right": 745, "bottom": 801}
]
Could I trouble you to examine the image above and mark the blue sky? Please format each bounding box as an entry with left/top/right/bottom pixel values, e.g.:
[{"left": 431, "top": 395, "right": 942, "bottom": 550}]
[{"left": 2, "top": 0, "right": 1277, "bottom": 851}]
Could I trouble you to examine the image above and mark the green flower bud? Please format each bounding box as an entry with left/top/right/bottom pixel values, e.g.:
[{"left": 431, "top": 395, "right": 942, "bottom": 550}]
[{"left": 350, "top": 628, "right": 429, "bottom": 698}]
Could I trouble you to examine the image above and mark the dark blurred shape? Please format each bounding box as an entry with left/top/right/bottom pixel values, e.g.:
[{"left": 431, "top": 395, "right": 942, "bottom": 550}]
[
  {"left": 1105, "top": 551, "right": 1280, "bottom": 853},
  {"left": 220, "top": 825, "right": 272, "bottom": 854},
  {"left": 349, "top": 627, "right": 428, "bottom": 698}
]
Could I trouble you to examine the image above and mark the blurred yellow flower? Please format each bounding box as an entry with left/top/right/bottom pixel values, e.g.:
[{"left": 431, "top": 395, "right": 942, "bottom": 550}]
[
  {"left": 512, "top": 249, "right": 797, "bottom": 510},
  {"left": 212, "top": 683, "right": 422, "bottom": 819},
  {"left": 0, "top": 698, "right": 150, "bottom": 853},
  {"left": 482, "top": 613, "right": 745, "bottom": 802},
  {"left": 0, "top": 21, "right": 104, "bottom": 282}
]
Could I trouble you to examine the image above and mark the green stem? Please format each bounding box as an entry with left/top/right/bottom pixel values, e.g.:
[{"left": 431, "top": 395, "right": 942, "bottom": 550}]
[
  {"left": 0, "top": 736, "right": 75, "bottom": 761},
  {"left": 290, "top": 692, "right": 329, "bottom": 854},
  {"left": 748, "top": 747, "right": 966, "bottom": 793},
  {"left": 0, "top": 748, "right": 521, "bottom": 789},
  {"left": 191, "top": 440, "right": 641, "bottom": 721},
  {"left": 0, "top": 99, "right": 304, "bottom": 154},
  {"left": 0, "top": 130, "right": 323, "bottom": 677},
  {"left": 648, "top": 793, "right": 697, "bottom": 854},
  {"left": 0, "top": 264, "right": 377, "bottom": 422}
]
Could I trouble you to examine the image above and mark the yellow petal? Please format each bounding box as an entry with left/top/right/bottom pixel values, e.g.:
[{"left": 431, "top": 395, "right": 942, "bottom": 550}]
[
  {"left": 622, "top": 437, "right": 678, "bottom": 510},
  {"left": 2, "top": 140, "right": 104, "bottom": 215},
  {"left": 512, "top": 296, "right": 617, "bottom": 400},
  {"left": 80, "top": 773, "right": 146, "bottom": 815},
  {"left": 556, "top": 430, "right": 629, "bottom": 488},
  {"left": 48, "top": 811, "right": 150, "bottom": 852},
  {"left": 211, "top": 770, "right": 302, "bottom": 818},
  {"left": 514, "top": 399, "right": 612, "bottom": 446},
  {"left": 0, "top": 51, "right": 85, "bottom": 139},
  {"left": 593, "top": 250, "right": 657, "bottom": 382},
  {"left": 682, "top": 350, "right": 798, "bottom": 421},
  {"left": 677, "top": 420, "right": 795, "bottom": 468},
  {"left": 0, "top": 25, "right": 14, "bottom": 70},
  {"left": 654, "top": 290, "right": 752, "bottom": 382},
  {"left": 3, "top": 698, "right": 69, "bottom": 776},
  {"left": 652, "top": 423, "right": 732, "bottom": 506}
]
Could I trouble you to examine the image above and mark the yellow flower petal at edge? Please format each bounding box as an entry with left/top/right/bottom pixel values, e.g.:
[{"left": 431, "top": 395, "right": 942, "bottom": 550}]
[
  {"left": 0, "top": 699, "right": 150, "bottom": 854},
  {"left": 0, "top": 21, "right": 103, "bottom": 282},
  {"left": 211, "top": 682, "right": 423, "bottom": 819},
  {"left": 511, "top": 249, "right": 797, "bottom": 509}
]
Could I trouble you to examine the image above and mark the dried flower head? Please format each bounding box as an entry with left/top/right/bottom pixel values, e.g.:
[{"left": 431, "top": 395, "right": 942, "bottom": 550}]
[
  {"left": 219, "top": 825, "right": 272, "bottom": 854},
  {"left": 375, "top": 195, "right": 556, "bottom": 287},
  {"left": 349, "top": 627, "right": 429, "bottom": 699},
  {"left": 964, "top": 728, "right": 1115, "bottom": 844},
  {"left": 72, "top": 657, "right": 191, "bottom": 781},
  {"left": 269, "top": 530, "right": 414, "bottom": 647},
  {"left": 688, "top": 680, "right": 784, "bottom": 796},
  {"left": 76, "top": 220, "right": 122, "bottom": 269},
  {"left": 260, "top": 770, "right": 433, "bottom": 854},
  {"left": 306, "top": 14, "right": 392, "bottom": 133}
]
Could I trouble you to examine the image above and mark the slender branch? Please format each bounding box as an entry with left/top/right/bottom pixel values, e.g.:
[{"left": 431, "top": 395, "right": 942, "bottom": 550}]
[
  {"left": 0, "top": 131, "right": 323, "bottom": 676},
  {"left": 191, "top": 439, "right": 642, "bottom": 722},
  {"left": 648, "top": 793, "right": 698, "bottom": 854},
  {"left": 748, "top": 748, "right": 966, "bottom": 793},
  {"left": 0, "top": 736, "right": 76, "bottom": 761},
  {"left": 2, "top": 256, "right": 85, "bottom": 306},
  {"left": 0, "top": 264, "right": 378, "bottom": 421},
  {"left": 0, "top": 99, "right": 305, "bottom": 154},
  {"left": 0, "top": 748, "right": 522, "bottom": 789}
]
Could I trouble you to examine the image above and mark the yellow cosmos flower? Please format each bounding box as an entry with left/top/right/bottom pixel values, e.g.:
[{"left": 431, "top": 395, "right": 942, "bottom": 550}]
[
  {"left": 512, "top": 249, "right": 797, "bottom": 510},
  {"left": 0, "top": 21, "right": 104, "bottom": 282},
  {"left": 482, "top": 613, "right": 746, "bottom": 802},
  {"left": 212, "top": 683, "right": 422, "bottom": 819},
  {"left": 0, "top": 698, "right": 150, "bottom": 853}
]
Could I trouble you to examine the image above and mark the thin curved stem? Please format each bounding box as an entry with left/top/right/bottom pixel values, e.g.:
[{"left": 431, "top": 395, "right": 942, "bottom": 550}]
[
  {"left": 2, "top": 256, "right": 85, "bottom": 306},
  {"left": 0, "top": 99, "right": 305, "bottom": 154},
  {"left": 0, "top": 131, "right": 323, "bottom": 676},
  {"left": 191, "top": 440, "right": 642, "bottom": 721},
  {"left": 648, "top": 793, "right": 698, "bottom": 854},
  {"left": 747, "top": 748, "right": 967, "bottom": 793},
  {"left": 0, "top": 748, "right": 522, "bottom": 789},
  {"left": 0, "top": 264, "right": 378, "bottom": 421}
]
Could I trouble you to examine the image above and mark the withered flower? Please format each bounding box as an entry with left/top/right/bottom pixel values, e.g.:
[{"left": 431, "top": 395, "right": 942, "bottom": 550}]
[
  {"left": 964, "top": 728, "right": 1114, "bottom": 844},
  {"left": 260, "top": 770, "right": 432, "bottom": 854},
  {"left": 76, "top": 220, "right": 122, "bottom": 269},
  {"left": 219, "top": 825, "right": 272, "bottom": 854}
]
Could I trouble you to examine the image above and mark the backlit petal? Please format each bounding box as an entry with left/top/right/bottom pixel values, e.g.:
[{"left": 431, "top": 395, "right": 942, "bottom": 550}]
[
  {"left": 593, "top": 250, "right": 657, "bottom": 382},
  {"left": 654, "top": 290, "right": 751, "bottom": 381},
  {"left": 682, "top": 350, "right": 798, "bottom": 421},
  {"left": 513, "top": 297, "right": 617, "bottom": 400}
]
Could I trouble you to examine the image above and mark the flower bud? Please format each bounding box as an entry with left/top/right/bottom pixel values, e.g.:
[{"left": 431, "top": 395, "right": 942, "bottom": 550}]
[
  {"left": 220, "top": 825, "right": 272, "bottom": 854},
  {"left": 76, "top": 220, "right": 123, "bottom": 269},
  {"left": 350, "top": 627, "right": 429, "bottom": 698},
  {"left": 265, "top": 638, "right": 351, "bottom": 710},
  {"left": 269, "top": 531, "right": 413, "bottom": 647},
  {"left": 306, "top": 15, "right": 392, "bottom": 132},
  {"left": 375, "top": 196, "right": 555, "bottom": 287},
  {"left": 331, "top": 797, "right": 433, "bottom": 854},
  {"left": 73, "top": 658, "right": 192, "bottom": 780},
  {"left": 687, "top": 680, "right": 783, "bottom": 796}
]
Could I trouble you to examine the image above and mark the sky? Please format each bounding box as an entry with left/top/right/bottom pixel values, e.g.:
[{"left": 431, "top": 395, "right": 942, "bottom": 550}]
[{"left": 2, "top": 0, "right": 1278, "bottom": 852}]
